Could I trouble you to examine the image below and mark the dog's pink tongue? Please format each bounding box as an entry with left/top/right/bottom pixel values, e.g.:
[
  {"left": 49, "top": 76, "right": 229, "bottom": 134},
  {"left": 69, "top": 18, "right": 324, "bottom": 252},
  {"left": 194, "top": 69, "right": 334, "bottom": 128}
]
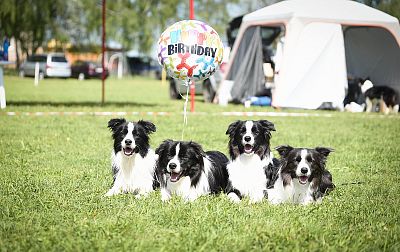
[
  {"left": 244, "top": 144, "right": 253, "bottom": 152},
  {"left": 170, "top": 172, "right": 180, "bottom": 182},
  {"left": 124, "top": 147, "right": 133, "bottom": 155},
  {"left": 299, "top": 176, "right": 308, "bottom": 183}
]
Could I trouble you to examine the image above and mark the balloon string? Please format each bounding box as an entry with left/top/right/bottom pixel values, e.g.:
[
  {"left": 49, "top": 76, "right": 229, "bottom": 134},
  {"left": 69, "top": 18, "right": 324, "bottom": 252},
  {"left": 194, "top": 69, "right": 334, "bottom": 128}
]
[{"left": 181, "top": 81, "right": 190, "bottom": 141}]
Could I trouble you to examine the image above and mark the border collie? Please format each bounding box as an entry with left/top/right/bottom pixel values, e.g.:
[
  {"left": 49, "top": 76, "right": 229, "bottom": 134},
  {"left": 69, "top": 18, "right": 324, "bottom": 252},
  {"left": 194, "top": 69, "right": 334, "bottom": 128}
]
[
  {"left": 155, "top": 140, "right": 229, "bottom": 202},
  {"left": 361, "top": 79, "right": 399, "bottom": 114},
  {"left": 267, "top": 145, "right": 335, "bottom": 205},
  {"left": 105, "top": 118, "right": 158, "bottom": 197},
  {"left": 225, "top": 120, "right": 278, "bottom": 203}
]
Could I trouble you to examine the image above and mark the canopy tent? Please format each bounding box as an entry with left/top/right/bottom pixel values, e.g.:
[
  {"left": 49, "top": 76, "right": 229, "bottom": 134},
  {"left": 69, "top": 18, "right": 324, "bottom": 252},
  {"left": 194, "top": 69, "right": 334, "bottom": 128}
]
[{"left": 222, "top": 0, "right": 400, "bottom": 109}]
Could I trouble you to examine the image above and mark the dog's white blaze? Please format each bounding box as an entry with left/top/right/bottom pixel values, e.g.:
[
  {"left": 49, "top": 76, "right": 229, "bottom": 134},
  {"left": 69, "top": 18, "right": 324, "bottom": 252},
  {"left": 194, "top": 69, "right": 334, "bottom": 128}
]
[
  {"left": 243, "top": 120, "right": 255, "bottom": 145},
  {"left": 164, "top": 156, "right": 212, "bottom": 202},
  {"left": 122, "top": 122, "right": 135, "bottom": 149},
  {"left": 228, "top": 153, "right": 270, "bottom": 203},
  {"left": 296, "top": 149, "right": 311, "bottom": 177},
  {"left": 106, "top": 148, "right": 156, "bottom": 197},
  {"left": 167, "top": 143, "right": 181, "bottom": 173}
]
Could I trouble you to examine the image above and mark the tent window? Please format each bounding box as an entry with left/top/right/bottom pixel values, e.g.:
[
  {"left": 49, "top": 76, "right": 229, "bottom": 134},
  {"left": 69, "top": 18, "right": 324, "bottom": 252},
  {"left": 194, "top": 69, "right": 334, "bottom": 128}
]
[{"left": 344, "top": 26, "right": 400, "bottom": 93}]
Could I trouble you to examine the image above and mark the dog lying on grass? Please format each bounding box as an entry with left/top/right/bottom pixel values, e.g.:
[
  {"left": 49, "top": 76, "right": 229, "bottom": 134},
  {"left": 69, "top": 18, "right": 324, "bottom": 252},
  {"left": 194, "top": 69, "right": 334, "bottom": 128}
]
[
  {"left": 361, "top": 79, "right": 399, "bottom": 114},
  {"left": 267, "top": 145, "right": 335, "bottom": 205},
  {"left": 155, "top": 140, "right": 229, "bottom": 202}
]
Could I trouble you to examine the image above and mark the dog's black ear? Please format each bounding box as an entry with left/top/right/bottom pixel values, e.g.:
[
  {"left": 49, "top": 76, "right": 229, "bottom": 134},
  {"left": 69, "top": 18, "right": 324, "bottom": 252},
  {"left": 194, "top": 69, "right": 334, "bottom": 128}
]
[
  {"left": 275, "top": 145, "right": 293, "bottom": 158},
  {"left": 155, "top": 139, "right": 173, "bottom": 156},
  {"left": 138, "top": 120, "right": 156, "bottom": 134},
  {"left": 259, "top": 120, "right": 276, "bottom": 132},
  {"left": 315, "top": 147, "right": 334, "bottom": 157},
  {"left": 188, "top": 141, "right": 206, "bottom": 157},
  {"left": 226, "top": 120, "right": 242, "bottom": 136},
  {"left": 107, "top": 118, "right": 126, "bottom": 132}
]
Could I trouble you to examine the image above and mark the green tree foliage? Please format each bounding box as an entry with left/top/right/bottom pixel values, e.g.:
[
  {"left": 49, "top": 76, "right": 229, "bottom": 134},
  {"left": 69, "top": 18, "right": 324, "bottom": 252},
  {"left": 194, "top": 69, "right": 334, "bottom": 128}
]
[
  {"left": 176, "top": 0, "right": 239, "bottom": 40},
  {"left": 355, "top": 0, "right": 400, "bottom": 19},
  {"left": 0, "top": 0, "right": 67, "bottom": 55},
  {"left": 377, "top": 0, "right": 400, "bottom": 20},
  {"left": 1, "top": 0, "right": 239, "bottom": 60},
  {"left": 0, "top": 0, "right": 67, "bottom": 66}
]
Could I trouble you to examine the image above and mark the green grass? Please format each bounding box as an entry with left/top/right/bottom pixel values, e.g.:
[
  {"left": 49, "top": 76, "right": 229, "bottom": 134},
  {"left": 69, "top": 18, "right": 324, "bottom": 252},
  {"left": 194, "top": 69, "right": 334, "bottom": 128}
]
[{"left": 1, "top": 76, "right": 399, "bottom": 251}]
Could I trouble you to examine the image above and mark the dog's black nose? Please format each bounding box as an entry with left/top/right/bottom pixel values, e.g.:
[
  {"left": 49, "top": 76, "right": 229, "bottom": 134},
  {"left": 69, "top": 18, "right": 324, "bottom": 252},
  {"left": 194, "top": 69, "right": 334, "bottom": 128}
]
[
  {"left": 125, "top": 139, "right": 132, "bottom": 145},
  {"left": 301, "top": 167, "right": 308, "bottom": 174},
  {"left": 169, "top": 163, "right": 177, "bottom": 170},
  {"left": 244, "top": 136, "right": 251, "bottom": 142}
]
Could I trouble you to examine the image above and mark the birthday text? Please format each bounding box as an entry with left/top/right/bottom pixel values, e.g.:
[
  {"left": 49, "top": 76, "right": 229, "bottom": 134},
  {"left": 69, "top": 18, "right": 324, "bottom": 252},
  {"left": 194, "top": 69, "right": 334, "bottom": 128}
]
[{"left": 168, "top": 43, "right": 217, "bottom": 57}]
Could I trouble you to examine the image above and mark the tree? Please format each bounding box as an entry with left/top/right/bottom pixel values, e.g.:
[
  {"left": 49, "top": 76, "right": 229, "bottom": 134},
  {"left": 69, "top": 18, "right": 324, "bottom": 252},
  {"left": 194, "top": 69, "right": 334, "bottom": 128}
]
[
  {"left": 354, "top": 0, "right": 400, "bottom": 19},
  {"left": 377, "top": 0, "right": 400, "bottom": 20},
  {"left": 0, "top": 0, "right": 68, "bottom": 66},
  {"left": 0, "top": 0, "right": 245, "bottom": 64}
]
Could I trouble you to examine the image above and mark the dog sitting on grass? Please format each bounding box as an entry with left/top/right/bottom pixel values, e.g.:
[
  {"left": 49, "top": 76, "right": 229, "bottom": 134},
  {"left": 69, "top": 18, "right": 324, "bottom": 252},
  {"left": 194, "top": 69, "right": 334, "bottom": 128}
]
[
  {"left": 105, "top": 118, "right": 158, "bottom": 197},
  {"left": 225, "top": 120, "right": 278, "bottom": 203}
]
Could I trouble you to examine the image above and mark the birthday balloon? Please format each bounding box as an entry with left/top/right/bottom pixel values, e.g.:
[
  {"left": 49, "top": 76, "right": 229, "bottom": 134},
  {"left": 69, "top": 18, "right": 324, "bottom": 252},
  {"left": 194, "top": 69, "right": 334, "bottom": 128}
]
[{"left": 157, "top": 20, "right": 224, "bottom": 84}]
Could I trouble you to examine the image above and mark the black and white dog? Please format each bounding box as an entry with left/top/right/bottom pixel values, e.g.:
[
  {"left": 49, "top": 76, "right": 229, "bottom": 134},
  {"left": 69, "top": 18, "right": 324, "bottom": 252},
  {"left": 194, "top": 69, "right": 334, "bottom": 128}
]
[
  {"left": 267, "top": 145, "right": 335, "bottom": 205},
  {"left": 361, "top": 79, "right": 399, "bottom": 114},
  {"left": 225, "top": 120, "right": 278, "bottom": 203},
  {"left": 155, "top": 140, "right": 229, "bottom": 202},
  {"left": 105, "top": 118, "right": 158, "bottom": 197}
]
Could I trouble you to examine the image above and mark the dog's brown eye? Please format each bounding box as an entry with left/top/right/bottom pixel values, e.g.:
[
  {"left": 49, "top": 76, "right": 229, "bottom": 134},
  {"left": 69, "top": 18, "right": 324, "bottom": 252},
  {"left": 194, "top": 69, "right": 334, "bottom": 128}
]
[
  {"left": 307, "top": 156, "right": 312, "bottom": 162},
  {"left": 241, "top": 128, "right": 246, "bottom": 133},
  {"left": 295, "top": 157, "right": 301, "bottom": 162}
]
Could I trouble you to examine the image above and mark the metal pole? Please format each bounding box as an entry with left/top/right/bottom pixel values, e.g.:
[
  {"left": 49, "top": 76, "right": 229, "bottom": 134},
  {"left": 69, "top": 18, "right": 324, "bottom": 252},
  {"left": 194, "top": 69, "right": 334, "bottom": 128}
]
[
  {"left": 189, "top": 0, "right": 195, "bottom": 112},
  {"left": 0, "top": 66, "right": 6, "bottom": 109},
  {"left": 34, "top": 62, "right": 39, "bottom": 86},
  {"left": 101, "top": 0, "right": 106, "bottom": 104}
]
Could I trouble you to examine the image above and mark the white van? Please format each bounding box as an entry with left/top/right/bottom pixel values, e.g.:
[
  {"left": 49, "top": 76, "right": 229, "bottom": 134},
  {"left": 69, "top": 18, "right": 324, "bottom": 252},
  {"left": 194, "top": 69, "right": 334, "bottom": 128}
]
[{"left": 19, "top": 53, "right": 71, "bottom": 79}]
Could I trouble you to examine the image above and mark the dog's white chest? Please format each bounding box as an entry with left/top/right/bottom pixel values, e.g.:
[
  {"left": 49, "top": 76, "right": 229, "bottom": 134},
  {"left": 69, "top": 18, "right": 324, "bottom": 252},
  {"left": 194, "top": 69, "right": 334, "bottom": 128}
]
[
  {"left": 112, "top": 150, "right": 156, "bottom": 194},
  {"left": 228, "top": 155, "right": 267, "bottom": 197},
  {"left": 167, "top": 176, "right": 192, "bottom": 197},
  {"left": 166, "top": 171, "right": 210, "bottom": 201},
  {"left": 268, "top": 176, "right": 313, "bottom": 204}
]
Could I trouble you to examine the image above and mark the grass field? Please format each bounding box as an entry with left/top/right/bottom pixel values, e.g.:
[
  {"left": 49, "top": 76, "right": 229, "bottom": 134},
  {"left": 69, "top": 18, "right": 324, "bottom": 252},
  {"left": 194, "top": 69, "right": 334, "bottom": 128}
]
[{"left": 1, "top": 76, "right": 399, "bottom": 251}]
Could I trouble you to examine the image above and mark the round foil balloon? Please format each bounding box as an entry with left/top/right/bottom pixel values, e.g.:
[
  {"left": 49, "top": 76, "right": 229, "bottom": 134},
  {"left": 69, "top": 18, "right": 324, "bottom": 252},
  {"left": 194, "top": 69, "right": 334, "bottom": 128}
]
[{"left": 157, "top": 20, "right": 224, "bottom": 84}]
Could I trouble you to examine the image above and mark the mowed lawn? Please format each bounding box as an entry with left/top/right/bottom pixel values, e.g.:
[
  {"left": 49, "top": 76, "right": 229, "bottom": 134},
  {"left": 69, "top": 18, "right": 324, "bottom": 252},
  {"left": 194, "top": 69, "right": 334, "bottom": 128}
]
[{"left": 0, "top": 76, "right": 399, "bottom": 251}]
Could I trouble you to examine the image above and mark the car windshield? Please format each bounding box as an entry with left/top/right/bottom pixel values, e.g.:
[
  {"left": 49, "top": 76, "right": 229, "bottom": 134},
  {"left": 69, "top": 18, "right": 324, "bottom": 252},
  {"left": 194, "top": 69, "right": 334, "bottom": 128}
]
[
  {"left": 28, "top": 55, "right": 47, "bottom": 62},
  {"left": 51, "top": 56, "right": 68, "bottom": 63}
]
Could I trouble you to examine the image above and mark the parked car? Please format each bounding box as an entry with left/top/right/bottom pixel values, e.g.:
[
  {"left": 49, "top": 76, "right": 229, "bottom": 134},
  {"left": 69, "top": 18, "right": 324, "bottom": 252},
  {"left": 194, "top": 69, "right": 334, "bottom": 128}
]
[
  {"left": 126, "top": 56, "right": 161, "bottom": 79},
  {"left": 71, "top": 61, "right": 109, "bottom": 80},
  {"left": 19, "top": 53, "right": 71, "bottom": 78}
]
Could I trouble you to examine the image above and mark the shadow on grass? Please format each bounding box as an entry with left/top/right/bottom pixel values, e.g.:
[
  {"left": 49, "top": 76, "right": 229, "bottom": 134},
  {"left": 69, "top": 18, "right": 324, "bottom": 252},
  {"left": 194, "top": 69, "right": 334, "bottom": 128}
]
[{"left": 6, "top": 101, "right": 159, "bottom": 108}]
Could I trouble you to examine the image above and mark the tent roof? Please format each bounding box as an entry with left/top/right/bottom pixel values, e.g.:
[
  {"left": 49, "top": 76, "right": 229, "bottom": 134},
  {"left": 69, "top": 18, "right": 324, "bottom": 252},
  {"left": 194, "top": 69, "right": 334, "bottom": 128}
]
[{"left": 243, "top": 0, "right": 399, "bottom": 26}]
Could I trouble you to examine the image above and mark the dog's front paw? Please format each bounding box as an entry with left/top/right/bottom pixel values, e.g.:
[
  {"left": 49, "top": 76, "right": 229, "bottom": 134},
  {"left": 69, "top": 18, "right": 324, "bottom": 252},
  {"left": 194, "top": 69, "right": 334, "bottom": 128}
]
[
  {"left": 135, "top": 191, "right": 150, "bottom": 199},
  {"left": 249, "top": 196, "right": 264, "bottom": 204},
  {"left": 227, "top": 192, "right": 241, "bottom": 203},
  {"left": 161, "top": 188, "right": 171, "bottom": 202},
  {"left": 184, "top": 194, "right": 199, "bottom": 203},
  {"left": 105, "top": 189, "right": 117, "bottom": 197}
]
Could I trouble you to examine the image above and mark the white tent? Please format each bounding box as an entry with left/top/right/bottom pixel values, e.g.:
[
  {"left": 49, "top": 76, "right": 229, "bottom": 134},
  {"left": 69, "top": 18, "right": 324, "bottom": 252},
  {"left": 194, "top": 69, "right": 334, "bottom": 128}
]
[{"left": 223, "top": 0, "right": 400, "bottom": 109}]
